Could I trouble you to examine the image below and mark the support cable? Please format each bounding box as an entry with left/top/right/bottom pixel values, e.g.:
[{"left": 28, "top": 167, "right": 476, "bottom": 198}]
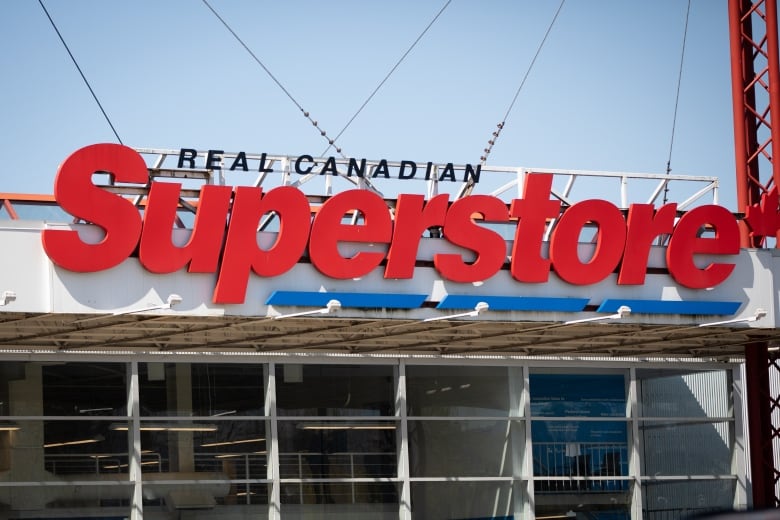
[
  {"left": 202, "top": 0, "right": 345, "bottom": 157},
  {"left": 485, "top": 0, "right": 566, "bottom": 162},
  {"left": 319, "top": 0, "right": 452, "bottom": 157},
  {"left": 664, "top": 0, "right": 692, "bottom": 204},
  {"left": 459, "top": 0, "right": 566, "bottom": 198},
  {"left": 38, "top": 0, "right": 123, "bottom": 144}
]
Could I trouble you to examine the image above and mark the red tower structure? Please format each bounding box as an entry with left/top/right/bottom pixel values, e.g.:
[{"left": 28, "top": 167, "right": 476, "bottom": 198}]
[{"left": 728, "top": 0, "right": 780, "bottom": 507}]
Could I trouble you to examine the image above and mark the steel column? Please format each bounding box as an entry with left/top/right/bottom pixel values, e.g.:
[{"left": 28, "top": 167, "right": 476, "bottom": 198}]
[
  {"left": 745, "top": 343, "right": 776, "bottom": 506},
  {"left": 729, "top": 0, "right": 780, "bottom": 507}
]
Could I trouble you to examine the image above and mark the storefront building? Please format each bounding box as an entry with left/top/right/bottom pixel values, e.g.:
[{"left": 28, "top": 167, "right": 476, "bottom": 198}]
[{"left": 0, "top": 145, "right": 776, "bottom": 520}]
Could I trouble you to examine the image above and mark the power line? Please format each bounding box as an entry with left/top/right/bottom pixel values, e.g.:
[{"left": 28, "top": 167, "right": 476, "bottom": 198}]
[
  {"left": 202, "top": 0, "right": 344, "bottom": 156},
  {"left": 38, "top": 0, "right": 123, "bottom": 145},
  {"left": 459, "top": 0, "right": 565, "bottom": 198},
  {"left": 479, "top": 0, "right": 566, "bottom": 167},
  {"left": 320, "top": 0, "right": 452, "bottom": 157},
  {"left": 664, "top": 0, "right": 692, "bottom": 203}
]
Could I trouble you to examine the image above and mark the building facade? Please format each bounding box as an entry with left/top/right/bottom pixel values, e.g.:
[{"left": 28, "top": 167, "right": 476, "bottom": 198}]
[
  {"left": 0, "top": 145, "right": 776, "bottom": 519},
  {"left": 0, "top": 356, "right": 748, "bottom": 520}
]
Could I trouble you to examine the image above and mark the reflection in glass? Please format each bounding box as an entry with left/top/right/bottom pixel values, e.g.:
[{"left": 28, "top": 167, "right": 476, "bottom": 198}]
[
  {"left": 641, "top": 420, "right": 732, "bottom": 476},
  {"left": 139, "top": 363, "right": 265, "bottom": 416},
  {"left": 530, "top": 373, "right": 626, "bottom": 417},
  {"left": 410, "top": 481, "right": 518, "bottom": 520},
  {"left": 139, "top": 420, "right": 267, "bottom": 478},
  {"left": 280, "top": 482, "right": 399, "bottom": 511},
  {"left": 638, "top": 369, "right": 732, "bottom": 418},
  {"left": 0, "top": 484, "right": 132, "bottom": 515},
  {"left": 406, "top": 365, "right": 513, "bottom": 417},
  {"left": 409, "top": 420, "right": 522, "bottom": 477},
  {"left": 0, "top": 362, "right": 127, "bottom": 417},
  {"left": 536, "top": 492, "right": 630, "bottom": 520},
  {"left": 278, "top": 420, "right": 397, "bottom": 481},
  {"left": 530, "top": 373, "right": 631, "bottom": 509},
  {"left": 643, "top": 479, "right": 736, "bottom": 518},
  {"left": 142, "top": 482, "right": 269, "bottom": 514},
  {"left": 24, "top": 420, "right": 128, "bottom": 477},
  {"left": 276, "top": 364, "right": 394, "bottom": 416},
  {"left": 532, "top": 420, "right": 628, "bottom": 484}
]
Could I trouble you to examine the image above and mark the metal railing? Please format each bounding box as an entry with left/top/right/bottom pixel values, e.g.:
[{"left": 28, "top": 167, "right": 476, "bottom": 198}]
[
  {"left": 44, "top": 452, "right": 162, "bottom": 475},
  {"left": 533, "top": 442, "right": 629, "bottom": 493},
  {"left": 132, "top": 148, "right": 722, "bottom": 211}
]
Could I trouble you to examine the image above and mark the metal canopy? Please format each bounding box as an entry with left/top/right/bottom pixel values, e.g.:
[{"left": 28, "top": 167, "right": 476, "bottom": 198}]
[{"left": 0, "top": 311, "right": 772, "bottom": 359}]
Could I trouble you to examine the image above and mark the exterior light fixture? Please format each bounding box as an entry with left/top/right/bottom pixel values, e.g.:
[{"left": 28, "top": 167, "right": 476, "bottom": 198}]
[
  {"left": 164, "top": 294, "right": 183, "bottom": 308},
  {"left": 564, "top": 306, "right": 631, "bottom": 325},
  {"left": 0, "top": 291, "right": 16, "bottom": 306},
  {"left": 76, "top": 293, "right": 185, "bottom": 324},
  {"left": 699, "top": 308, "right": 767, "bottom": 327},
  {"left": 423, "top": 301, "right": 489, "bottom": 322},
  {"left": 113, "top": 293, "right": 183, "bottom": 315},
  {"left": 273, "top": 299, "right": 341, "bottom": 319}
]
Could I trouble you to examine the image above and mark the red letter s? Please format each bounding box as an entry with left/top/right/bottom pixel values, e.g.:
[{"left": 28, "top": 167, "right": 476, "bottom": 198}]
[{"left": 42, "top": 144, "right": 145, "bottom": 271}]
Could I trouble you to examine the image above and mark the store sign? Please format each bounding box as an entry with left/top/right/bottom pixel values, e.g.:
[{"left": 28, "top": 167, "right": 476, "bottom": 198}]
[
  {"left": 42, "top": 144, "right": 740, "bottom": 304},
  {"left": 176, "top": 148, "right": 482, "bottom": 183}
]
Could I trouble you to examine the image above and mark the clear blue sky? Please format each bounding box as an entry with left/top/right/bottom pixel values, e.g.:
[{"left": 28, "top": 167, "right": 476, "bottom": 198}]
[{"left": 0, "top": 1, "right": 738, "bottom": 208}]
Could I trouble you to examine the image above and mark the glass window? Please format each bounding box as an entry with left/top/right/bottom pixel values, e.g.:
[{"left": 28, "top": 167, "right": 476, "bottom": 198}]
[
  {"left": 0, "top": 484, "right": 133, "bottom": 515},
  {"left": 536, "top": 499, "right": 630, "bottom": 520},
  {"left": 530, "top": 373, "right": 626, "bottom": 417},
  {"left": 278, "top": 420, "right": 397, "bottom": 480},
  {"left": 532, "top": 420, "right": 629, "bottom": 479},
  {"left": 641, "top": 420, "right": 732, "bottom": 476},
  {"left": 138, "top": 419, "right": 267, "bottom": 478},
  {"left": 276, "top": 364, "right": 394, "bottom": 417},
  {"left": 0, "top": 362, "right": 127, "bottom": 417},
  {"left": 530, "top": 373, "right": 631, "bottom": 513},
  {"left": 0, "top": 358, "right": 747, "bottom": 519},
  {"left": 0, "top": 418, "right": 129, "bottom": 478},
  {"left": 280, "top": 482, "right": 399, "bottom": 511},
  {"left": 409, "top": 419, "right": 523, "bottom": 477},
  {"left": 406, "top": 365, "right": 516, "bottom": 417},
  {"left": 139, "top": 363, "right": 265, "bottom": 417},
  {"left": 42, "top": 419, "right": 130, "bottom": 476},
  {"left": 643, "top": 479, "right": 737, "bottom": 518},
  {"left": 142, "top": 482, "right": 269, "bottom": 513},
  {"left": 638, "top": 369, "right": 732, "bottom": 418},
  {"left": 410, "top": 481, "right": 519, "bottom": 520}
]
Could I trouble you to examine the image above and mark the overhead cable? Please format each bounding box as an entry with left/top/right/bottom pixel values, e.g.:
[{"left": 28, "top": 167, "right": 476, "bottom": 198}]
[
  {"left": 319, "top": 0, "right": 452, "bottom": 157},
  {"left": 201, "top": 0, "right": 345, "bottom": 157},
  {"left": 480, "top": 0, "right": 566, "bottom": 166},
  {"left": 664, "top": 0, "right": 692, "bottom": 203},
  {"left": 38, "top": 0, "right": 123, "bottom": 144},
  {"left": 459, "top": 0, "right": 565, "bottom": 199}
]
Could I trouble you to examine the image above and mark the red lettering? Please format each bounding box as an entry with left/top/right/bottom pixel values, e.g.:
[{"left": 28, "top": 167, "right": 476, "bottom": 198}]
[
  {"left": 509, "top": 173, "right": 560, "bottom": 282},
  {"left": 549, "top": 200, "right": 626, "bottom": 285},
  {"left": 139, "top": 183, "right": 233, "bottom": 273},
  {"left": 42, "top": 145, "right": 743, "bottom": 300},
  {"left": 42, "top": 143, "right": 145, "bottom": 271},
  {"left": 309, "top": 190, "right": 393, "bottom": 278},
  {"left": 384, "top": 194, "right": 449, "bottom": 278},
  {"left": 617, "top": 203, "right": 677, "bottom": 284},
  {"left": 666, "top": 205, "right": 739, "bottom": 288},
  {"left": 434, "top": 195, "right": 509, "bottom": 282},
  {"left": 213, "top": 186, "right": 311, "bottom": 304}
]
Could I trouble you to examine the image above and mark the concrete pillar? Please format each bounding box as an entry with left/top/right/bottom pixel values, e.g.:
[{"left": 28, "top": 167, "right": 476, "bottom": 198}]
[{"left": 8, "top": 363, "right": 46, "bottom": 510}]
